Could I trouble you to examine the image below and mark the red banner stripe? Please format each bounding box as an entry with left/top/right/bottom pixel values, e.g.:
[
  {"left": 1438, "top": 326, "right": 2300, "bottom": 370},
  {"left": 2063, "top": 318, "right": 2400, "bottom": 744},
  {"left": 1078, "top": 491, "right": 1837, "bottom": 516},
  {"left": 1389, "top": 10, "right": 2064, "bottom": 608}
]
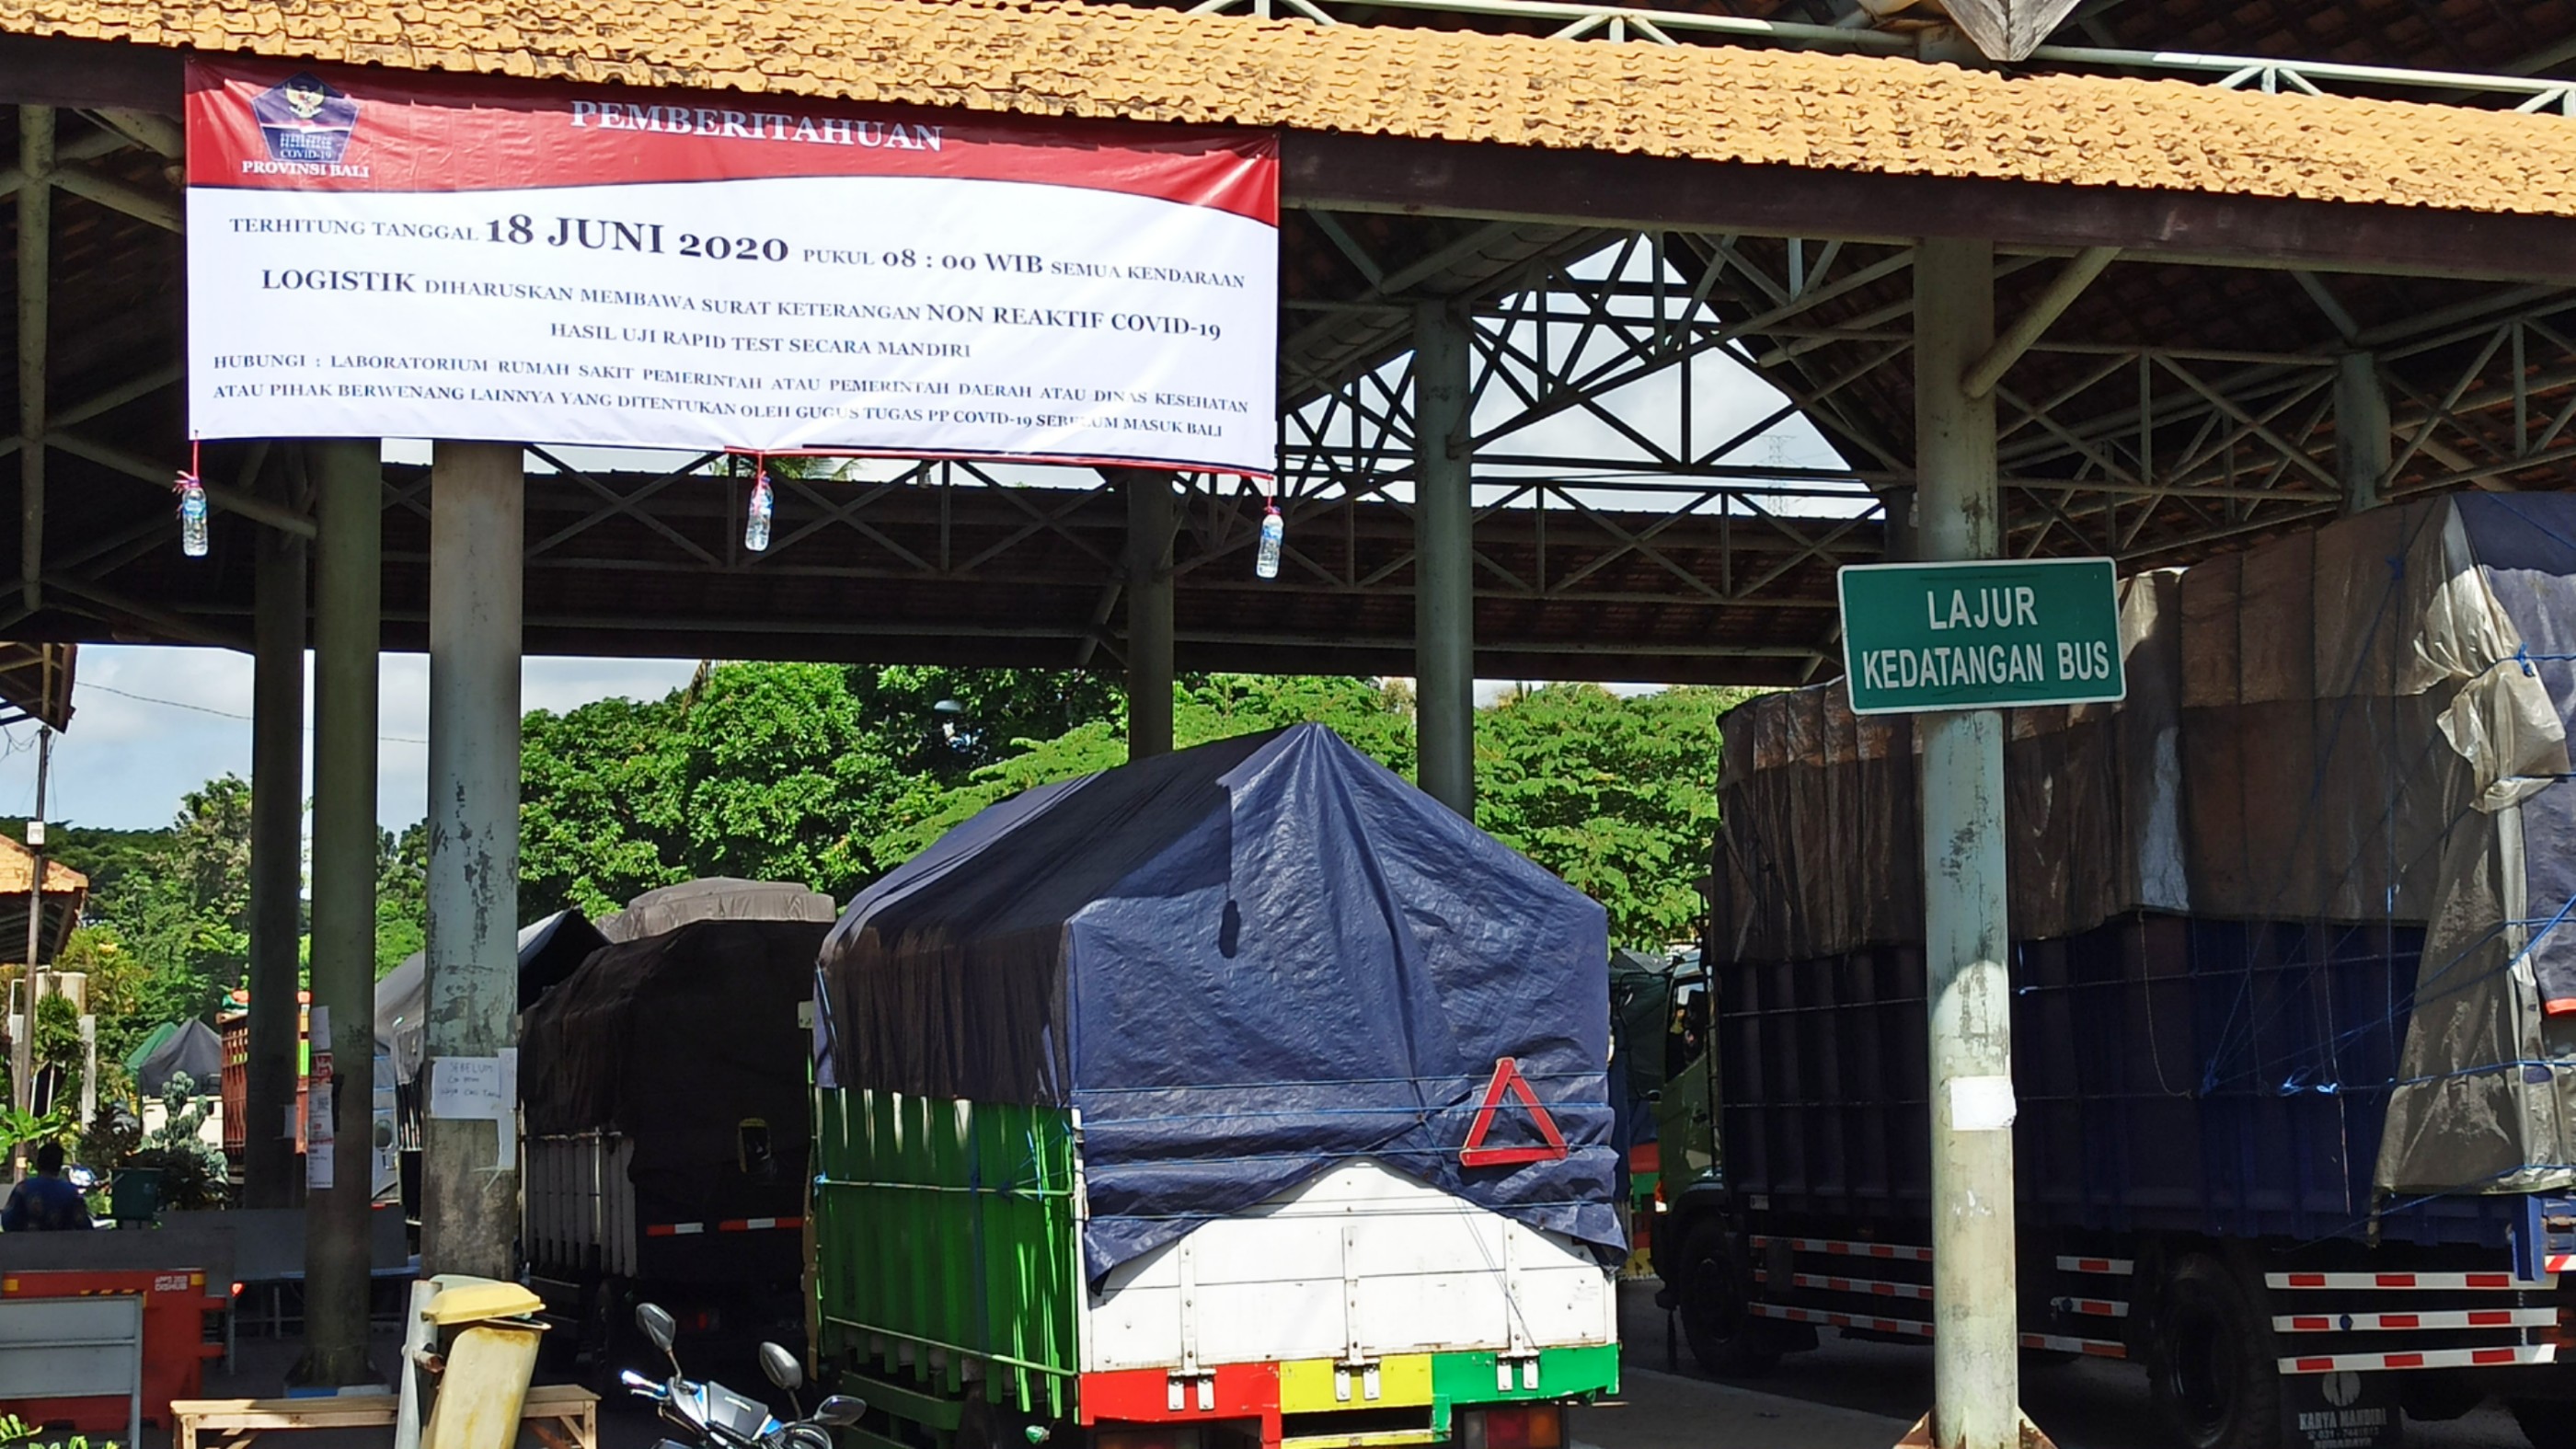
[{"left": 187, "top": 58, "right": 1278, "bottom": 225}]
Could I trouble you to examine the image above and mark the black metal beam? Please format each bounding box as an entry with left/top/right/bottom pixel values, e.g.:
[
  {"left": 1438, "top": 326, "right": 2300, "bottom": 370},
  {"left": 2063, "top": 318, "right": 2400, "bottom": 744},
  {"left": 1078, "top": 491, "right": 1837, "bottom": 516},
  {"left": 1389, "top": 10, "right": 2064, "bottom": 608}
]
[{"left": 1282, "top": 131, "right": 2576, "bottom": 283}]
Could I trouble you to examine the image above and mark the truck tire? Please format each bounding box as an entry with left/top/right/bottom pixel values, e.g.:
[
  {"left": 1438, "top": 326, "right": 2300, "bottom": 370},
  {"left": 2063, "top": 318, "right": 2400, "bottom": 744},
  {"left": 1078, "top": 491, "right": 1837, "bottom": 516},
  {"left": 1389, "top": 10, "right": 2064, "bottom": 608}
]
[
  {"left": 2512, "top": 1399, "right": 2576, "bottom": 1449},
  {"left": 580, "top": 1285, "right": 629, "bottom": 1393},
  {"left": 1674, "top": 1220, "right": 1778, "bottom": 1377},
  {"left": 2146, "top": 1256, "right": 2280, "bottom": 1449}
]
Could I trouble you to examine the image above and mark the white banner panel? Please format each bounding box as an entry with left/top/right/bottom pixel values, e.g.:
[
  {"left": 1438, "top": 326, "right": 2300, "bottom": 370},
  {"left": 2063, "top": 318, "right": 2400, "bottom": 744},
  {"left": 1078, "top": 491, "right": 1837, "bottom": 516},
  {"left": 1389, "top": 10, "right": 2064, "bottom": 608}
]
[{"left": 185, "top": 61, "right": 1279, "bottom": 477}]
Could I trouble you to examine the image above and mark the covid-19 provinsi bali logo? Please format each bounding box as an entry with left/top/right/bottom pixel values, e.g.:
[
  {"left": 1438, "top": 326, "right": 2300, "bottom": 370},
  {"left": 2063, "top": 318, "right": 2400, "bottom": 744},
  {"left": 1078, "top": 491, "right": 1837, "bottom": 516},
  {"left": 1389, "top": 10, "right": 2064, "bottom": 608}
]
[{"left": 252, "top": 73, "right": 359, "bottom": 164}]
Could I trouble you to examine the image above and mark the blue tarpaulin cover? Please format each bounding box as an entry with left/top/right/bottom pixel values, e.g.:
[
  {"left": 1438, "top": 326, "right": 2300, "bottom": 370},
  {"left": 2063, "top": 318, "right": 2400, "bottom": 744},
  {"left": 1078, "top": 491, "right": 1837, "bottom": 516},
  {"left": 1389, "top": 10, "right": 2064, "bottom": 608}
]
[{"left": 814, "top": 723, "right": 1624, "bottom": 1281}]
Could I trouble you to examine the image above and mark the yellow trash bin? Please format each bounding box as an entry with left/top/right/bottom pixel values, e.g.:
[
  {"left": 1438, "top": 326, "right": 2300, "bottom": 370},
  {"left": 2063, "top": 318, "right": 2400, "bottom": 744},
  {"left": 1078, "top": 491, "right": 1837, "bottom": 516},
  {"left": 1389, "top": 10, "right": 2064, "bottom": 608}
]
[{"left": 420, "top": 1276, "right": 549, "bottom": 1449}]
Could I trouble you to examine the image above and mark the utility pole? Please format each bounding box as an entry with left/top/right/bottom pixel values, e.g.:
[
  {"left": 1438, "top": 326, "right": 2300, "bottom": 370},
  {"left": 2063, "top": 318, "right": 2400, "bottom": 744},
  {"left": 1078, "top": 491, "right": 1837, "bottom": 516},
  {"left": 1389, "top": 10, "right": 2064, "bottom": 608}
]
[
  {"left": 11, "top": 725, "right": 48, "bottom": 1179},
  {"left": 1915, "top": 236, "right": 2022, "bottom": 1449},
  {"left": 421, "top": 440, "right": 524, "bottom": 1280}
]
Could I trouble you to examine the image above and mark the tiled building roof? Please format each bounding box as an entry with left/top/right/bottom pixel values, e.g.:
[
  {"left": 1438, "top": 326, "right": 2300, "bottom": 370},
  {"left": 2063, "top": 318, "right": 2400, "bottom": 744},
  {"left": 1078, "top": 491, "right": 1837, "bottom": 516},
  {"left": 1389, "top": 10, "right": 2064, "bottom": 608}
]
[
  {"left": 5, "top": 0, "right": 2576, "bottom": 216},
  {"left": 0, "top": 834, "right": 87, "bottom": 898}
]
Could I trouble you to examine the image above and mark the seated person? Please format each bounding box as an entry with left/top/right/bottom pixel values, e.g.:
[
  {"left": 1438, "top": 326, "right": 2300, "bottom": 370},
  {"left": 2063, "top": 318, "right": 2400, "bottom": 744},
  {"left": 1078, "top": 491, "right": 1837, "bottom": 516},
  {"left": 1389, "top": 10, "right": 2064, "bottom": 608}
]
[{"left": 4, "top": 1142, "right": 94, "bottom": 1230}]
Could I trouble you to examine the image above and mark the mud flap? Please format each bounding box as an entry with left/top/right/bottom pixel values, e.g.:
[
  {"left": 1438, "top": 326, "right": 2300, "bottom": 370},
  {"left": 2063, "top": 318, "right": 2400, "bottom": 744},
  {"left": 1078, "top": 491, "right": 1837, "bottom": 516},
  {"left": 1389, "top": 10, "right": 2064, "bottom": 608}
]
[{"left": 2280, "top": 1371, "right": 2400, "bottom": 1449}]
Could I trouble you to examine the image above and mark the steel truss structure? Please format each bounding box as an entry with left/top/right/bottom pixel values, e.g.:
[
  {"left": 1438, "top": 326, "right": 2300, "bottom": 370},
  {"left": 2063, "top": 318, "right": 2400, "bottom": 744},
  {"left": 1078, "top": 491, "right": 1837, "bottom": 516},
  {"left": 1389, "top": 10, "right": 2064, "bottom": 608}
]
[{"left": 3, "top": 0, "right": 2576, "bottom": 687}]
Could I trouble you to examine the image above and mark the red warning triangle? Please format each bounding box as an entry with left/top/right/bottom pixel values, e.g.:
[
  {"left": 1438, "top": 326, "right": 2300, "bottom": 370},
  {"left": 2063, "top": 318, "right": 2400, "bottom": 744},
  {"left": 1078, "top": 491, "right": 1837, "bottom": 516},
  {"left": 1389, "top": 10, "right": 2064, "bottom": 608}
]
[{"left": 1458, "top": 1056, "right": 1570, "bottom": 1167}]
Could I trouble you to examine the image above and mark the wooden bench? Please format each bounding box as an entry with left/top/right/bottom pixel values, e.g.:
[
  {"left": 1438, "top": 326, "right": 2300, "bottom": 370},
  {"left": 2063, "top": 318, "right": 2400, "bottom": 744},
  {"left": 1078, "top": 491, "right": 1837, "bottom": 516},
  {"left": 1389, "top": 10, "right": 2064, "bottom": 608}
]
[{"left": 171, "top": 1382, "right": 598, "bottom": 1449}]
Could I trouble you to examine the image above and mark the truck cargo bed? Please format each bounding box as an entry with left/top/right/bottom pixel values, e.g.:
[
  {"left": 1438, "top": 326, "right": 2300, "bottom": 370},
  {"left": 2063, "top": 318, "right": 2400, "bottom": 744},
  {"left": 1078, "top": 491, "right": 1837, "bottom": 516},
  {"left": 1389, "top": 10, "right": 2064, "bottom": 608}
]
[{"left": 1719, "top": 912, "right": 2522, "bottom": 1248}]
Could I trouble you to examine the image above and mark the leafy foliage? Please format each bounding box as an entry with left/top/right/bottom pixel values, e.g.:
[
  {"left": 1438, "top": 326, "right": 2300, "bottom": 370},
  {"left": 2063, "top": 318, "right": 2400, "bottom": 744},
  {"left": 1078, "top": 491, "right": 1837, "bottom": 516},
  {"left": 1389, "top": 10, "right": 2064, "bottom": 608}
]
[
  {"left": 375, "top": 822, "right": 428, "bottom": 979},
  {"left": 861, "top": 673, "right": 1414, "bottom": 865},
  {"left": 1474, "top": 684, "right": 1751, "bottom": 949},
  {"left": 83, "top": 1099, "right": 140, "bottom": 1167},
  {"left": 519, "top": 691, "right": 690, "bottom": 918},
  {"left": 50, "top": 662, "right": 1747, "bottom": 1096},
  {"left": 109, "top": 1071, "right": 229, "bottom": 1210},
  {"left": 0, "top": 1101, "right": 79, "bottom": 1159},
  {"left": 30, "top": 776, "right": 265, "bottom": 1050},
  {"left": 517, "top": 664, "right": 1726, "bottom": 949},
  {"left": 521, "top": 662, "right": 1135, "bottom": 914}
]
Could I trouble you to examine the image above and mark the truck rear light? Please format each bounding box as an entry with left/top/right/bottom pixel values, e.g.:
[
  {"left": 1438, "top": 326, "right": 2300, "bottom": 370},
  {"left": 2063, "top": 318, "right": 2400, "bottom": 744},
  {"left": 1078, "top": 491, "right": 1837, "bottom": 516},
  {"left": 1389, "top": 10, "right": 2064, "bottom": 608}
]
[
  {"left": 1460, "top": 1406, "right": 1562, "bottom": 1449},
  {"left": 1095, "top": 1429, "right": 1203, "bottom": 1449}
]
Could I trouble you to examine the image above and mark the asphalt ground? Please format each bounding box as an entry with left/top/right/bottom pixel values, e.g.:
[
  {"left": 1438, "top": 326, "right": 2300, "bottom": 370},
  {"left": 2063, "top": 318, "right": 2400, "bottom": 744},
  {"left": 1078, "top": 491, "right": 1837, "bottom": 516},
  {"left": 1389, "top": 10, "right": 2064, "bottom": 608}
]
[
  {"left": 1608, "top": 1279, "right": 2538, "bottom": 1449},
  {"left": 145, "top": 1281, "right": 2544, "bottom": 1449}
]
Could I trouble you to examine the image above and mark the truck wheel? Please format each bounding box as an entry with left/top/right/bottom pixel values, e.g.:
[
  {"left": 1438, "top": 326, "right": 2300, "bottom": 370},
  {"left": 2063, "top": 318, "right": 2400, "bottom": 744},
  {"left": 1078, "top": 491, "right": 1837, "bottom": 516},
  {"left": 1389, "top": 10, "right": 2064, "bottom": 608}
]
[
  {"left": 2147, "top": 1256, "right": 2280, "bottom": 1449},
  {"left": 580, "top": 1287, "right": 628, "bottom": 1393},
  {"left": 1675, "top": 1221, "right": 1777, "bottom": 1377},
  {"left": 2512, "top": 1399, "right": 2576, "bottom": 1449}
]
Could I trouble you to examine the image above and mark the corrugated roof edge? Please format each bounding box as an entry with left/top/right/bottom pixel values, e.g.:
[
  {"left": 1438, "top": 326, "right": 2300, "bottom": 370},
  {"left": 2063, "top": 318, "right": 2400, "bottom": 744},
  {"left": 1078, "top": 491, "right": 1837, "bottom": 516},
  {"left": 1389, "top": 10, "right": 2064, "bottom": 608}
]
[{"left": 6, "top": 0, "right": 2576, "bottom": 216}]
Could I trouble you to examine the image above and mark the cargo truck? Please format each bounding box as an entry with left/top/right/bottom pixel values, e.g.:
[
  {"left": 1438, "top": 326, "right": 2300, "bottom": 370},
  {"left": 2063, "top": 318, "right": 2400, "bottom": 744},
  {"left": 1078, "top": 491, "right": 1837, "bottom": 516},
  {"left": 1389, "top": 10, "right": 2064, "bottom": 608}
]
[
  {"left": 808, "top": 724, "right": 1625, "bottom": 1449},
  {"left": 518, "top": 909, "right": 834, "bottom": 1375},
  {"left": 1652, "top": 494, "right": 2576, "bottom": 1449}
]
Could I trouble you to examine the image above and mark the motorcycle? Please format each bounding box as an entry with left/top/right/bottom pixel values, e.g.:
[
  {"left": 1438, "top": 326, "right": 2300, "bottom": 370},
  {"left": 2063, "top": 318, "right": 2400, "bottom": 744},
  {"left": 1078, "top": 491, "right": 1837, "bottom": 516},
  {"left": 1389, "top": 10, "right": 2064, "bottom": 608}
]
[{"left": 620, "top": 1302, "right": 865, "bottom": 1449}]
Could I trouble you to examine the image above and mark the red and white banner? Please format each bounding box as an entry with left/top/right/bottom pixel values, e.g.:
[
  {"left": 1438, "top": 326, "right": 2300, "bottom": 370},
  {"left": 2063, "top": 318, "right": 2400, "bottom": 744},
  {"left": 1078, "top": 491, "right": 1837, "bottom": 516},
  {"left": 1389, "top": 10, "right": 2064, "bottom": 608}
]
[{"left": 184, "top": 60, "right": 1279, "bottom": 476}]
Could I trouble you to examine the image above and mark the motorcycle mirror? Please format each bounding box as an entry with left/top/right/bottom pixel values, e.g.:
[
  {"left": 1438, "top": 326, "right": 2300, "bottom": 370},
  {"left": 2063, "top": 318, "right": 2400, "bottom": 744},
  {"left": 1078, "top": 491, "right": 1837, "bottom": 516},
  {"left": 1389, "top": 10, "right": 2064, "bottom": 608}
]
[
  {"left": 635, "top": 1302, "right": 679, "bottom": 1356},
  {"left": 814, "top": 1396, "right": 866, "bottom": 1427},
  {"left": 760, "top": 1341, "right": 803, "bottom": 1392}
]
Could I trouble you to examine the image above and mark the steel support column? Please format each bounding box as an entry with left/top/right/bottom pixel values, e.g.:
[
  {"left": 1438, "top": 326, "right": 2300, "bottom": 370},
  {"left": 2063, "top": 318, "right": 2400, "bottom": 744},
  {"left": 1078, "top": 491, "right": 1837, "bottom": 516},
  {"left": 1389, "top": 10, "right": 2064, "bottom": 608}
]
[
  {"left": 297, "top": 439, "right": 379, "bottom": 1387},
  {"left": 17, "top": 106, "right": 48, "bottom": 613},
  {"left": 1413, "top": 300, "right": 1475, "bottom": 816},
  {"left": 2337, "top": 351, "right": 2391, "bottom": 515},
  {"left": 1914, "top": 236, "right": 2022, "bottom": 1449},
  {"left": 244, "top": 453, "right": 306, "bottom": 1209},
  {"left": 421, "top": 441, "right": 524, "bottom": 1280},
  {"left": 1881, "top": 485, "right": 1919, "bottom": 563},
  {"left": 1120, "top": 469, "right": 1176, "bottom": 759}
]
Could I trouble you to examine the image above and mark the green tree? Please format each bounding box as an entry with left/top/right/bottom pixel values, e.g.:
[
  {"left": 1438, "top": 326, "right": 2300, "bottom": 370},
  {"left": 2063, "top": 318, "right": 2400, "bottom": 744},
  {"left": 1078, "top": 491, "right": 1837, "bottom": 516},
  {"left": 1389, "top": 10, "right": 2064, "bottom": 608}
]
[
  {"left": 375, "top": 822, "right": 428, "bottom": 979},
  {"left": 671, "top": 661, "right": 891, "bottom": 894},
  {"left": 517, "top": 662, "right": 1132, "bottom": 922},
  {"left": 1473, "top": 684, "right": 1748, "bottom": 949},
  {"left": 519, "top": 691, "right": 689, "bottom": 918},
  {"left": 37, "top": 778, "right": 263, "bottom": 1037},
  {"left": 514, "top": 663, "right": 1744, "bottom": 956},
  {"left": 843, "top": 665, "right": 1125, "bottom": 782},
  {"left": 868, "top": 673, "right": 1416, "bottom": 865}
]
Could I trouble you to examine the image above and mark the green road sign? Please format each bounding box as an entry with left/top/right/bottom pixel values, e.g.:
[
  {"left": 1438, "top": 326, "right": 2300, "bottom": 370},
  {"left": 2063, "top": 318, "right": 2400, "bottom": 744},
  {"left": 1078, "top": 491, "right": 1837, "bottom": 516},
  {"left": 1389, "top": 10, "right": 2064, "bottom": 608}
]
[{"left": 1838, "top": 558, "right": 2124, "bottom": 715}]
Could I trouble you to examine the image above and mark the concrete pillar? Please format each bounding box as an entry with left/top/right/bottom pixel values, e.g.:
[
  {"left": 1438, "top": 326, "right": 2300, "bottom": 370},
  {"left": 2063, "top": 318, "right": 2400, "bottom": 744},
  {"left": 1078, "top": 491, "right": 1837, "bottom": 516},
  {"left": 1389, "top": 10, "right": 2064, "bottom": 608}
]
[
  {"left": 2337, "top": 351, "right": 2391, "bottom": 516},
  {"left": 1412, "top": 301, "right": 1474, "bottom": 817},
  {"left": 298, "top": 439, "right": 379, "bottom": 1386},
  {"left": 420, "top": 441, "right": 525, "bottom": 1280},
  {"left": 244, "top": 454, "right": 307, "bottom": 1209},
  {"left": 1913, "top": 236, "right": 2021, "bottom": 1449},
  {"left": 1120, "top": 469, "right": 1176, "bottom": 760}
]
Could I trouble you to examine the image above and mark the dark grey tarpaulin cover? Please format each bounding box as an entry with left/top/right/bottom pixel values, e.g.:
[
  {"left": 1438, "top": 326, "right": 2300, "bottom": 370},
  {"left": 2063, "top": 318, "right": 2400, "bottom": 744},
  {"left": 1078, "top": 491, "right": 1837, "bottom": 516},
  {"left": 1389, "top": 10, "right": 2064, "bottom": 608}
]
[
  {"left": 815, "top": 723, "right": 1623, "bottom": 1282},
  {"left": 133, "top": 1018, "right": 224, "bottom": 1097},
  {"left": 523, "top": 918, "right": 829, "bottom": 1234},
  {"left": 374, "top": 907, "right": 610, "bottom": 1086},
  {"left": 523, "top": 918, "right": 829, "bottom": 1138}
]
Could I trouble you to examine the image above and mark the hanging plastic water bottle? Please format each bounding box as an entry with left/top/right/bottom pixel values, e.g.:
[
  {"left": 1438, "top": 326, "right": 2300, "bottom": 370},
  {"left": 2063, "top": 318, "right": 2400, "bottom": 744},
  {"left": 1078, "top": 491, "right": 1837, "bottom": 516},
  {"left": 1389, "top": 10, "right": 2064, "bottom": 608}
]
[
  {"left": 1255, "top": 502, "right": 1283, "bottom": 580},
  {"left": 744, "top": 469, "right": 775, "bottom": 553},
  {"left": 176, "top": 473, "right": 209, "bottom": 558}
]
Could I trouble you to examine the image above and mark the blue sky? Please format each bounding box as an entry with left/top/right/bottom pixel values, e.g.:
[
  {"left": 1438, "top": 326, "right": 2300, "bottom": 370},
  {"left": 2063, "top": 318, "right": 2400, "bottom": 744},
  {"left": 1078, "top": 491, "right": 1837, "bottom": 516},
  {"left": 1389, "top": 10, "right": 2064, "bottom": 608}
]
[{"left": 0, "top": 647, "right": 699, "bottom": 832}]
